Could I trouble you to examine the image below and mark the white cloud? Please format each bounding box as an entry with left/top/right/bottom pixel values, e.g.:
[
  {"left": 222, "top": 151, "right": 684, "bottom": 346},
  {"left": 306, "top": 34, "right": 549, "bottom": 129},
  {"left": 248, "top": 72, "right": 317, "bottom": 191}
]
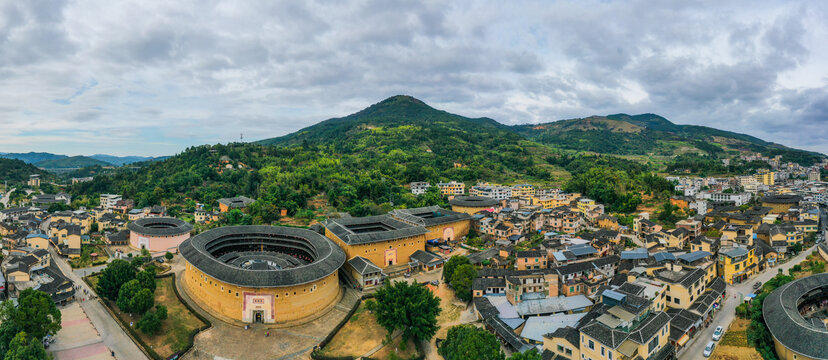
[{"left": 0, "top": 0, "right": 825, "bottom": 156}]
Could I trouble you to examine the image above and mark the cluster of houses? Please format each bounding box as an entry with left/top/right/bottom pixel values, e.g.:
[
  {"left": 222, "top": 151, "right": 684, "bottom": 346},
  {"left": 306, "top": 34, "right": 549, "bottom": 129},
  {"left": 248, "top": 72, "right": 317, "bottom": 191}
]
[
  {"left": 469, "top": 224, "right": 729, "bottom": 358},
  {"left": 1, "top": 248, "right": 75, "bottom": 305},
  {"left": 414, "top": 175, "right": 825, "bottom": 357},
  {"left": 193, "top": 196, "right": 256, "bottom": 224}
]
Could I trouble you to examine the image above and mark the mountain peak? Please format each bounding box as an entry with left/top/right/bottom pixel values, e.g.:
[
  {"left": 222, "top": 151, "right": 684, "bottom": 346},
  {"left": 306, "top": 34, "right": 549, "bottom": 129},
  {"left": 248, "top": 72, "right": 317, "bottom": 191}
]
[{"left": 378, "top": 95, "right": 427, "bottom": 106}]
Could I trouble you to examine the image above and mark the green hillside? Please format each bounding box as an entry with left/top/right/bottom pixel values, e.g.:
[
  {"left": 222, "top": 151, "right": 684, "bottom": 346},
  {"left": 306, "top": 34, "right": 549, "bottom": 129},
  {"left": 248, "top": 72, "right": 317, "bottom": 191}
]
[
  {"left": 0, "top": 158, "right": 51, "bottom": 184},
  {"left": 35, "top": 156, "right": 113, "bottom": 169},
  {"left": 70, "top": 96, "right": 566, "bottom": 221},
  {"left": 0, "top": 152, "right": 68, "bottom": 164},
  {"left": 257, "top": 95, "right": 552, "bottom": 181},
  {"left": 68, "top": 95, "right": 824, "bottom": 222},
  {"left": 511, "top": 113, "right": 824, "bottom": 165}
]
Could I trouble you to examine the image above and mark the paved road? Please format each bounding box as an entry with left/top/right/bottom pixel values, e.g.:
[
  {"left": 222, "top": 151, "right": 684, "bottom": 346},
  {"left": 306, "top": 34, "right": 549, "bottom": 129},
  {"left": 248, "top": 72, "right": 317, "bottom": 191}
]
[
  {"left": 49, "top": 247, "right": 149, "bottom": 360},
  {"left": 0, "top": 187, "right": 14, "bottom": 207},
  {"left": 683, "top": 245, "right": 817, "bottom": 360}
]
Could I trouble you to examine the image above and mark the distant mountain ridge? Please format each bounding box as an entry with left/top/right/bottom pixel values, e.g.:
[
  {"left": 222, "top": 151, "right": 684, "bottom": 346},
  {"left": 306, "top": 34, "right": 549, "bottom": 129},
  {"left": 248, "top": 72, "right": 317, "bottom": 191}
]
[
  {"left": 0, "top": 152, "right": 162, "bottom": 167},
  {"left": 510, "top": 112, "right": 824, "bottom": 164},
  {"left": 34, "top": 156, "right": 113, "bottom": 169},
  {"left": 0, "top": 152, "right": 68, "bottom": 164}
]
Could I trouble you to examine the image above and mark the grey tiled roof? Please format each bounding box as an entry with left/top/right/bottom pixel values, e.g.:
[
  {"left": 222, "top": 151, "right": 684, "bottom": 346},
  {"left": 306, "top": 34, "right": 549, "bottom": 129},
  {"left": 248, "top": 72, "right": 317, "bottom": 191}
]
[
  {"left": 449, "top": 196, "right": 499, "bottom": 207},
  {"left": 180, "top": 225, "right": 346, "bottom": 287},
  {"left": 484, "top": 316, "right": 532, "bottom": 352},
  {"left": 323, "top": 215, "right": 428, "bottom": 245},
  {"left": 761, "top": 194, "right": 802, "bottom": 204},
  {"left": 128, "top": 217, "right": 193, "bottom": 236},
  {"left": 627, "top": 312, "right": 671, "bottom": 345},
  {"left": 546, "top": 326, "right": 580, "bottom": 346},
  {"left": 409, "top": 250, "right": 443, "bottom": 265},
  {"left": 473, "top": 277, "right": 506, "bottom": 291},
  {"left": 389, "top": 206, "right": 471, "bottom": 227},
  {"left": 347, "top": 256, "right": 381, "bottom": 275},
  {"left": 474, "top": 296, "right": 498, "bottom": 318},
  {"left": 217, "top": 196, "right": 255, "bottom": 208},
  {"left": 466, "top": 248, "right": 499, "bottom": 264},
  {"left": 763, "top": 273, "right": 828, "bottom": 359}
]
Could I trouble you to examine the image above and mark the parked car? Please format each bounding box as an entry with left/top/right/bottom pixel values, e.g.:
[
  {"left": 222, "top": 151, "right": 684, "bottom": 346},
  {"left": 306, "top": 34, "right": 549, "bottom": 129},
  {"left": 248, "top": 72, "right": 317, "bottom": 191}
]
[
  {"left": 712, "top": 326, "right": 723, "bottom": 341},
  {"left": 430, "top": 280, "right": 439, "bottom": 286},
  {"left": 403, "top": 272, "right": 411, "bottom": 278},
  {"left": 753, "top": 281, "right": 763, "bottom": 290},
  {"left": 704, "top": 341, "right": 715, "bottom": 357}
]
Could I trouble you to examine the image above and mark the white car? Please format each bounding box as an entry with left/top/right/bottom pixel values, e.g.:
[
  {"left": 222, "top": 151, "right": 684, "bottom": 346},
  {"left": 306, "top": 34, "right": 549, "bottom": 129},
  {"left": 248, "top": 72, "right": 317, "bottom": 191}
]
[
  {"left": 704, "top": 341, "right": 715, "bottom": 357},
  {"left": 712, "top": 326, "right": 723, "bottom": 341}
]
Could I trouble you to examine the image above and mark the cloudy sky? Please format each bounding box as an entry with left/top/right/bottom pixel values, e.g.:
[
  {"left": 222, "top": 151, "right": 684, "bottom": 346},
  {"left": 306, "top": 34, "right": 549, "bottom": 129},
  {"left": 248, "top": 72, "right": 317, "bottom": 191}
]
[{"left": 1, "top": 0, "right": 826, "bottom": 156}]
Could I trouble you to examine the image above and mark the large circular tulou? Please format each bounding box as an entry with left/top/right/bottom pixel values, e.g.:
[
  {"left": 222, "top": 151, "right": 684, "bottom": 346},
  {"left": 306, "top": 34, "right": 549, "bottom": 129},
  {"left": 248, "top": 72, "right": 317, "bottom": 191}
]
[{"left": 179, "top": 225, "right": 346, "bottom": 324}]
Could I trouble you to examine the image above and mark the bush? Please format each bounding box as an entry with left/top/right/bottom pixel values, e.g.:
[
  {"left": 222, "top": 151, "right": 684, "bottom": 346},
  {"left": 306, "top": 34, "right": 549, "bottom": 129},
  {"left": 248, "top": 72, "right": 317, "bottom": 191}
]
[
  {"left": 137, "top": 311, "right": 161, "bottom": 335},
  {"left": 736, "top": 303, "right": 750, "bottom": 318},
  {"left": 164, "top": 252, "right": 174, "bottom": 260},
  {"left": 155, "top": 305, "right": 168, "bottom": 320}
]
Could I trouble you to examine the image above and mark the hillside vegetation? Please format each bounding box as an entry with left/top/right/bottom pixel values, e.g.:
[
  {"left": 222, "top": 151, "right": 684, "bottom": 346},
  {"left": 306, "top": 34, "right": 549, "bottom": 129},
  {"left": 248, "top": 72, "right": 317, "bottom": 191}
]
[
  {"left": 0, "top": 158, "right": 51, "bottom": 184},
  {"left": 35, "top": 156, "right": 112, "bottom": 169},
  {"left": 512, "top": 113, "right": 824, "bottom": 165},
  {"left": 68, "top": 95, "right": 823, "bottom": 222},
  {"left": 0, "top": 152, "right": 68, "bottom": 164}
]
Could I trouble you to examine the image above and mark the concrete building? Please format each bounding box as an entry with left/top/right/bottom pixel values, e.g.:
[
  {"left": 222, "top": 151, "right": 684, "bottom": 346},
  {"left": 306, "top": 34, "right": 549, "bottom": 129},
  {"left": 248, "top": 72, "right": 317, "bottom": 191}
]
[
  {"left": 409, "top": 182, "right": 431, "bottom": 195},
  {"left": 436, "top": 181, "right": 465, "bottom": 196},
  {"left": 470, "top": 185, "right": 512, "bottom": 200},
  {"left": 99, "top": 194, "right": 122, "bottom": 209}
]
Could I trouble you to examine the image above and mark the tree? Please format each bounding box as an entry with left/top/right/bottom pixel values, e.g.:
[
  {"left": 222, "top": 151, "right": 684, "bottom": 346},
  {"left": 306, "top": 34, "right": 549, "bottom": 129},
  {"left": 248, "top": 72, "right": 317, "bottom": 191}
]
[
  {"left": 0, "top": 319, "right": 22, "bottom": 356},
  {"left": 790, "top": 242, "right": 803, "bottom": 255},
  {"left": 130, "top": 289, "right": 155, "bottom": 315},
  {"left": 155, "top": 305, "right": 168, "bottom": 320},
  {"left": 442, "top": 256, "right": 470, "bottom": 282},
  {"left": 372, "top": 281, "right": 441, "bottom": 342},
  {"left": 164, "top": 252, "right": 174, "bottom": 261},
  {"left": 89, "top": 222, "right": 99, "bottom": 233},
  {"left": 137, "top": 311, "right": 161, "bottom": 335},
  {"left": 11, "top": 289, "right": 61, "bottom": 341},
  {"left": 117, "top": 280, "right": 143, "bottom": 313},
  {"left": 449, "top": 264, "right": 477, "bottom": 302},
  {"left": 704, "top": 228, "right": 722, "bottom": 239},
  {"left": 438, "top": 325, "right": 504, "bottom": 360},
  {"left": 136, "top": 270, "right": 156, "bottom": 293},
  {"left": 508, "top": 349, "right": 542, "bottom": 360},
  {"left": 3, "top": 332, "right": 50, "bottom": 360},
  {"left": 97, "top": 259, "right": 137, "bottom": 301}
]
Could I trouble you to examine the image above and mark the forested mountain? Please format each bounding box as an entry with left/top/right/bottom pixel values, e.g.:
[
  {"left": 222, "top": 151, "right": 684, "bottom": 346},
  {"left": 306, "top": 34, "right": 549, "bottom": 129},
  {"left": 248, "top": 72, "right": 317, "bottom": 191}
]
[
  {"left": 0, "top": 152, "right": 68, "bottom": 164},
  {"left": 257, "top": 95, "right": 554, "bottom": 182},
  {"left": 0, "top": 158, "right": 51, "bottom": 184},
  {"left": 89, "top": 154, "right": 157, "bottom": 166},
  {"left": 511, "top": 113, "right": 825, "bottom": 165},
  {"left": 35, "top": 156, "right": 113, "bottom": 169},
  {"left": 70, "top": 96, "right": 562, "bottom": 221},
  {"left": 65, "top": 95, "right": 823, "bottom": 222},
  {"left": 0, "top": 152, "right": 161, "bottom": 167}
]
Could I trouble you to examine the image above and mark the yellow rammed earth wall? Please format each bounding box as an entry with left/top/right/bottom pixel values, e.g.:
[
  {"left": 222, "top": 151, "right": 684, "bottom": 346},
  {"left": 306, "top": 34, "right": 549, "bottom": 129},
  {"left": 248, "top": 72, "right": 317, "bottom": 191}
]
[
  {"left": 324, "top": 229, "right": 426, "bottom": 268},
  {"left": 183, "top": 262, "right": 340, "bottom": 324}
]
